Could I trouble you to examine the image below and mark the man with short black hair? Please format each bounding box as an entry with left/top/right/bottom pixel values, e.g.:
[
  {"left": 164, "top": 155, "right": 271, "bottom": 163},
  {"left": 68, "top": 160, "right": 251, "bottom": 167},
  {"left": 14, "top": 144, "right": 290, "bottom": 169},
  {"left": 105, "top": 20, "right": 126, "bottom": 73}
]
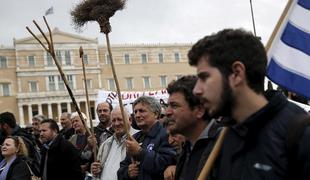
[
  {"left": 189, "top": 28, "right": 310, "bottom": 180},
  {"left": 165, "top": 75, "right": 213, "bottom": 180},
  {"left": 40, "top": 119, "right": 84, "bottom": 180}
]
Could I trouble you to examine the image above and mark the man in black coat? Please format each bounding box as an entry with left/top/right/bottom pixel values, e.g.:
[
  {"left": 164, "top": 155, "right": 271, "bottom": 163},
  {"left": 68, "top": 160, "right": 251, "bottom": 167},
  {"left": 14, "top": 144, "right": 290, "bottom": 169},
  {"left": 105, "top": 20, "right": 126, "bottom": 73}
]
[
  {"left": 39, "top": 119, "right": 84, "bottom": 180},
  {"left": 189, "top": 28, "right": 310, "bottom": 180}
]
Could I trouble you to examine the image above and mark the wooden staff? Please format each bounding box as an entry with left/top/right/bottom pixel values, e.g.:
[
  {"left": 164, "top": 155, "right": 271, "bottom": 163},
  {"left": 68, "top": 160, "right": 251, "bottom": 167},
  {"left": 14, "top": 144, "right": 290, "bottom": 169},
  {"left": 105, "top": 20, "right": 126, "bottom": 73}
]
[
  {"left": 26, "top": 16, "right": 91, "bottom": 136},
  {"left": 104, "top": 33, "right": 130, "bottom": 137},
  {"left": 265, "top": 0, "right": 294, "bottom": 51},
  {"left": 197, "top": 127, "right": 228, "bottom": 180},
  {"left": 71, "top": 0, "right": 131, "bottom": 138},
  {"left": 79, "top": 46, "right": 97, "bottom": 160}
]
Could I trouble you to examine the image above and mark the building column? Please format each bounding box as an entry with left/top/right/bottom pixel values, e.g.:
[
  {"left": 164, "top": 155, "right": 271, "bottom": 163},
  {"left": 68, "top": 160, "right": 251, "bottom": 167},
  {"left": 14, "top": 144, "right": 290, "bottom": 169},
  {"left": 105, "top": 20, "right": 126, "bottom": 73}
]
[
  {"left": 67, "top": 102, "right": 71, "bottom": 113},
  {"left": 57, "top": 103, "right": 62, "bottom": 118},
  {"left": 48, "top": 103, "right": 52, "bottom": 119},
  {"left": 28, "top": 105, "right": 33, "bottom": 124},
  {"left": 18, "top": 105, "right": 25, "bottom": 126},
  {"left": 38, "top": 104, "right": 43, "bottom": 115}
]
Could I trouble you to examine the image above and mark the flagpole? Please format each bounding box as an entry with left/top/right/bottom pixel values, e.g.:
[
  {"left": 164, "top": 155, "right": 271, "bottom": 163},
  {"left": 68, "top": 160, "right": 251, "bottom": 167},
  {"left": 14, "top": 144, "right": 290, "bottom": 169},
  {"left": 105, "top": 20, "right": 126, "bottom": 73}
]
[
  {"left": 265, "top": 0, "right": 294, "bottom": 51},
  {"left": 249, "top": 0, "right": 257, "bottom": 36}
]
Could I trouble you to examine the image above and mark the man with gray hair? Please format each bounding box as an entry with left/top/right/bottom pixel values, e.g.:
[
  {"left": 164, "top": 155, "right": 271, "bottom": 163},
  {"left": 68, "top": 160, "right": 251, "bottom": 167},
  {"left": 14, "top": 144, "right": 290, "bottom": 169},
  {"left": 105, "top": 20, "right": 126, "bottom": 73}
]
[{"left": 118, "top": 96, "right": 175, "bottom": 180}]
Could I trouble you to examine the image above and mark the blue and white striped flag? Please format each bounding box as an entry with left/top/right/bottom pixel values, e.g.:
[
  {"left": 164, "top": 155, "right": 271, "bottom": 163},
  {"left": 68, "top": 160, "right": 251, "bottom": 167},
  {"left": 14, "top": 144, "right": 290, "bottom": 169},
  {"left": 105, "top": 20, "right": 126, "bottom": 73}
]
[{"left": 267, "top": 0, "right": 310, "bottom": 99}]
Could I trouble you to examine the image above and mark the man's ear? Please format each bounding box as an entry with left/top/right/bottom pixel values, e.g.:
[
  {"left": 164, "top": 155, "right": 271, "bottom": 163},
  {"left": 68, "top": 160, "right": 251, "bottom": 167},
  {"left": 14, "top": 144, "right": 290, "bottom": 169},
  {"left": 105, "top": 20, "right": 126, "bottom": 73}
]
[
  {"left": 195, "top": 105, "right": 206, "bottom": 119},
  {"left": 230, "top": 61, "right": 246, "bottom": 86}
]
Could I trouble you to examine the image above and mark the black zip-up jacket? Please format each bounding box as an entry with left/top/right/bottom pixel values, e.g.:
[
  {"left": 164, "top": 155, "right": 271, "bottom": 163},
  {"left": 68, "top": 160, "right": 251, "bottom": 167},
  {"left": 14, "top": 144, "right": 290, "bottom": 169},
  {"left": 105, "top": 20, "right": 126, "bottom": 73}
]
[{"left": 207, "top": 90, "right": 310, "bottom": 180}]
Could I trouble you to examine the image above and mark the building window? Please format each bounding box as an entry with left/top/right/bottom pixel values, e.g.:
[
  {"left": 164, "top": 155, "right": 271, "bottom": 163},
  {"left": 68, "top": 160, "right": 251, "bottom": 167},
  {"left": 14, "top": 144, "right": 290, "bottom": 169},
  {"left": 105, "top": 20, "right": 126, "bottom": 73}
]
[
  {"left": 56, "top": 50, "right": 62, "bottom": 65},
  {"left": 29, "top": 81, "right": 38, "bottom": 92},
  {"left": 47, "top": 53, "right": 53, "bottom": 66},
  {"left": 65, "top": 50, "right": 71, "bottom": 65},
  {"left": 28, "top": 56, "right": 35, "bottom": 67},
  {"left": 83, "top": 54, "right": 88, "bottom": 65},
  {"left": 106, "top": 54, "right": 111, "bottom": 65},
  {"left": 141, "top": 53, "right": 148, "bottom": 64},
  {"left": 0, "top": 56, "right": 7, "bottom": 68},
  {"left": 58, "top": 76, "right": 65, "bottom": 91},
  {"left": 158, "top": 53, "right": 164, "bottom": 63},
  {"left": 160, "top": 76, "right": 167, "bottom": 87},
  {"left": 124, "top": 54, "right": 130, "bottom": 64},
  {"left": 125, "top": 77, "right": 133, "bottom": 90},
  {"left": 143, "top": 76, "right": 151, "bottom": 89},
  {"left": 67, "top": 75, "right": 74, "bottom": 89},
  {"left": 1, "top": 83, "right": 10, "bottom": 96},
  {"left": 108, "top": 78, "right": 115, "bottom": 91},
  {"left": 84, "top": 79, "right": 92, "bottom": 89},
  {"left": 61, "top": 103, "right": 67, "bottom": 113},
  {"left": 48, "top": 76, "right": 56, "bottom": 91},
  {"left": 174, "top": 52, "right": 180, "bottom": 63}
]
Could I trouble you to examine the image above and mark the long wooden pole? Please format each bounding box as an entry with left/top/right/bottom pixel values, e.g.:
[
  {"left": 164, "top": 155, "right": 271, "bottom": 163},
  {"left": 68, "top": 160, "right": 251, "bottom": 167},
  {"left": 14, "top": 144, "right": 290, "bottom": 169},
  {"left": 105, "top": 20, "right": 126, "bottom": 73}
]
[
  {"left": 197, "top": 127, "right": 228, "bottom": 180},
  {"left": 265, "top": 0, "right": 294, "bottom": 51},
  {"left": 104, "top": 33, "right": 130, "bottom": 137},
  {"left": 79, "top": 46, "right": 97, "bottom": 160}
]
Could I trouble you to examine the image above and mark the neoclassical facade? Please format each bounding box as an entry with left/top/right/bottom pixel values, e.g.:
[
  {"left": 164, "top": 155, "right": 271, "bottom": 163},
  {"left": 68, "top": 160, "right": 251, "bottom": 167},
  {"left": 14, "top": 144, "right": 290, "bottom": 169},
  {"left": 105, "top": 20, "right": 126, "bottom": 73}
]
[{"left": 0, "top": 28, "right": 195, "bottom": 126}]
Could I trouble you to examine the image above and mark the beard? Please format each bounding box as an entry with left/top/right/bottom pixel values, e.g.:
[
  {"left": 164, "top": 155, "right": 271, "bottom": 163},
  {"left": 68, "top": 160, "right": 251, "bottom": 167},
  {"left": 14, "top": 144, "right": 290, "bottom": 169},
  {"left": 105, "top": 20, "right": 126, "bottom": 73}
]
[{"left": 209, "top": 77, "right": 235, "bottom": 119}]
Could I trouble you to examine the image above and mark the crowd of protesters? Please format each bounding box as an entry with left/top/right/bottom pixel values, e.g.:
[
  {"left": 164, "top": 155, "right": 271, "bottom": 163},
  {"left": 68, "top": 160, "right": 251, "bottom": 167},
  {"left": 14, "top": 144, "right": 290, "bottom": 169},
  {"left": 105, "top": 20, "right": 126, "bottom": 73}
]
[{"left": 0, "top": 28, "right": 310, "bottom": 180}]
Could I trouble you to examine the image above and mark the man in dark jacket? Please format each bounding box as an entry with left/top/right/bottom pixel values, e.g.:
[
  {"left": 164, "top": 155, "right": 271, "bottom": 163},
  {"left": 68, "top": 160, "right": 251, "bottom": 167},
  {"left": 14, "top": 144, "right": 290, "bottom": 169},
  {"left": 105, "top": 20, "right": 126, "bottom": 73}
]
[
  {"left": 94, "top": 102, "right": 114, "bottom": 145},
  {"left": 39, "top": 119, "right": 84, "bottom": 180},
  {"left": 189, "top": 28, "right": 310, "bottom": 180},
  {"left": 164, "top": 75, "right": 213, "bottom": 180},
  {"left": 118, "top": 96, "right": 175, "bottom": 180}
]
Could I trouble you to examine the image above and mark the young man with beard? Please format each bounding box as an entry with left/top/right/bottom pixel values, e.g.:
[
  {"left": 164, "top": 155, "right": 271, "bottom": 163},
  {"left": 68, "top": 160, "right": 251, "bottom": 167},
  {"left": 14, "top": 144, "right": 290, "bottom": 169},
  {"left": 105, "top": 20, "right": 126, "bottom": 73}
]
[
  {"left": 189, "top": 29, "right": 310, "bottom": 180},
  {"left": 94, "top": 102, "right": 114, "bottom": 145},
  {"left": 164, "top": 75, "right": 214, "bottom": 180},
  {"left": 39, "top": 119, "right": 84, "bottom": 180}
]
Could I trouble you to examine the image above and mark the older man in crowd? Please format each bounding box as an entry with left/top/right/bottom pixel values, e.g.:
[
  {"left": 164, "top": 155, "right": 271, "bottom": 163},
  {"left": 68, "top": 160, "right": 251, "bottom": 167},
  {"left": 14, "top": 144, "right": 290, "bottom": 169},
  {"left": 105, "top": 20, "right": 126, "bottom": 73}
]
[
  {"left": 91, "top": 106, "right": 138, "bottom": 180},
  {"left": 59, "top": 112, "right": 75, "bottom": 140},
  {"left": 118, "top": 96, "right": 175, "bottom": 180}
]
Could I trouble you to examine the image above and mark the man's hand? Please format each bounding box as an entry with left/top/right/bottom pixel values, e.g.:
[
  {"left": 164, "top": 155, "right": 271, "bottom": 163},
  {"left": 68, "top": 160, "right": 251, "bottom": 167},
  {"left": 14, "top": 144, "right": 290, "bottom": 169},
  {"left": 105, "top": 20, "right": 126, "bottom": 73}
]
[
  {"left": 91, "top": 161, "right": 102, "bottom": 176},
  {"left": 164, "top": 165, "right": 176, "bottom": 180},
  {"left": 126, "top": 136, "right": 141, "bottom": 156},
  {"left": 87, "top": 134, "right": 97, "bottom": 148},
  {"left": 128, "top": 161, "right": 140, "bottom": 178}
]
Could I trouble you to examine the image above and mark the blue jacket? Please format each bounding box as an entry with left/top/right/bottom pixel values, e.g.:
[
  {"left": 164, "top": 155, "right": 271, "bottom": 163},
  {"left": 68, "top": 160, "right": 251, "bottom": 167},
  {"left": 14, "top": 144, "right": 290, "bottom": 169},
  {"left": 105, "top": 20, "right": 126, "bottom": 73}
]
[
  {"left": 118, "top": 121, "right": 176, "bottom": 180},
  {"left": 207, "top": 90, "right": 310, "bottom": 180}
]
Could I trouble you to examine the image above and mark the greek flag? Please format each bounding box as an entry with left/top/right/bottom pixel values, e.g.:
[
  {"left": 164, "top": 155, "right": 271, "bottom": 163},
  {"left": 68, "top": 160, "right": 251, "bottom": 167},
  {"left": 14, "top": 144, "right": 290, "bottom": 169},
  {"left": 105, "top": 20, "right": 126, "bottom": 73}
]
[
  {"left": 267, "top": 0, "right": 310, "bottom": 99},
  {"left": 45, "top": 6, "right": 53, "bottom": 16}
]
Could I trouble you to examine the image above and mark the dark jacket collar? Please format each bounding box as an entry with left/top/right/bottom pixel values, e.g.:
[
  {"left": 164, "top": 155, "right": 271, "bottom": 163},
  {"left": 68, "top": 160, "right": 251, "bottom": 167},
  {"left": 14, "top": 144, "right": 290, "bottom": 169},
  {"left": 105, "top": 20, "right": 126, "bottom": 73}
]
[{"left": 232, "top": 90, "right": 288, "bottom": 137}]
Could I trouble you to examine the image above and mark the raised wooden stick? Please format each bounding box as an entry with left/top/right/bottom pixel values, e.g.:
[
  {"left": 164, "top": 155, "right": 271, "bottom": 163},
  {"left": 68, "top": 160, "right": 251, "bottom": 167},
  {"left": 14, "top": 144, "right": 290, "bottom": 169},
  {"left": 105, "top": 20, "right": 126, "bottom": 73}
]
[
  {"left": 104, "top": 33, "right": 130, "bottom": 137},
  {"left": 265, "top": 0, "right": 293, "bottom": 51},
  {"left": 26, "top": 16, "right": 91, "bottom": 136},
  {"left": 197, "top": 127, "right": 228, "bottom": 180},
  {"left": 80, "top": 46, "right": 97, "bottom": 160}
]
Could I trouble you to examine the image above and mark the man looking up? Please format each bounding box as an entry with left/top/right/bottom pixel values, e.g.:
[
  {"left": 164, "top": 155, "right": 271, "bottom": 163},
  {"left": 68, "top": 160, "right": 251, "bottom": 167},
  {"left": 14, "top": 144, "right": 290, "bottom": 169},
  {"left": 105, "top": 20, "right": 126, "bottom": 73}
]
[{"left": 189, "top": 28, "right": 310, "bottom": 180}]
